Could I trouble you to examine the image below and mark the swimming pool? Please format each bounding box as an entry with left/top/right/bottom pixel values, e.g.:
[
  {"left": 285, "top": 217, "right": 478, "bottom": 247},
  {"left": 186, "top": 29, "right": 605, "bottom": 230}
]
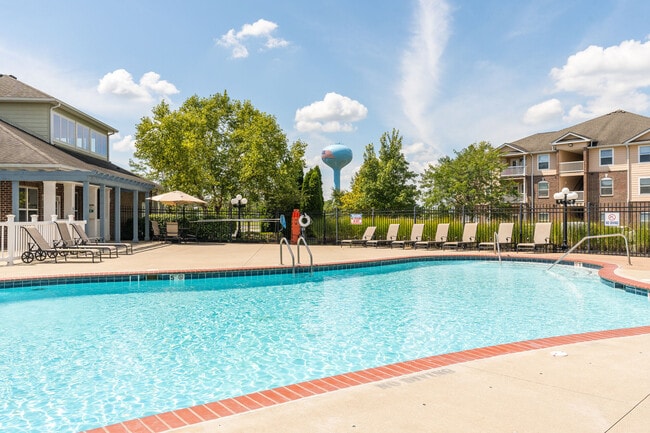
[{"left": 1, "top": 259, "right": 649, "bottom": 432}]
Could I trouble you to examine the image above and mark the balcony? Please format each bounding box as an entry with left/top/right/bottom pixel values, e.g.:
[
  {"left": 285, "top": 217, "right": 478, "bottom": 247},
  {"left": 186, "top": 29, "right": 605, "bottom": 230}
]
[
  {"left": 501, "top": 165, "right": 525, "bottom": 177},
  {"left": 503, "top": 193, "right": 526, "bottom": 203},
  {"left": 559, "top": 161, "right": 584, "bottom": 174}
]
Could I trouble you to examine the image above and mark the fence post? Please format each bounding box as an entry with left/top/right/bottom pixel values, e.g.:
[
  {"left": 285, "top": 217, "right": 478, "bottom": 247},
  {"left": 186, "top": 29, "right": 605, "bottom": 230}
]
[
  {"left": 586, "top": 203, "right": 591, "bottom": 252},
  {"left": 413, "top": 205, "right": 417, "bottom": 223},
  {"left": 335, "top": 207, "right": 339, "bottom": 244},
  {"left": 6, "top": 214, "right": 16, "bottom": 266},
  {"left": 518, "top": 204, "right": 524, "bottom": 244},
  {"left": 322, "top": 210, "right": 326, "bottom": 245}
]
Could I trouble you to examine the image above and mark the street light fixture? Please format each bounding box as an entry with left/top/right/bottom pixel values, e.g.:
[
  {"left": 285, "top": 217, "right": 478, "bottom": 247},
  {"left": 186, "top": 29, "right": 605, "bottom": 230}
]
[
  {"left": 553, "top": 187, "right": 578, "bottom": 251},
  {"left": 230, "top": 194, "right": 248, "bottom": 239}
]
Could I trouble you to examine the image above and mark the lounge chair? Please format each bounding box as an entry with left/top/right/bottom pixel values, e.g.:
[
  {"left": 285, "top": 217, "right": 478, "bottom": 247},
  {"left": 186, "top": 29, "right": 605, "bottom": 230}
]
[
  {"left": 54, "top": 221, "right": 116, "bottom": 258},
  {"left": 366, "top": 223, "right": 400, "bottom": 248},
  {"left": 21, "top": 226, "right": 101, "bottom": 263},
  {"left": 478, "top": 222, "right": 514, "bottom": 251},
  {"left": 341, "top": 226, "right": 376, "bottom": 247},
  {"left": 71, "top": 222, "right": 133, "bottom": 255},
  {"left": 414, "top": 223, "right": 449, "bottom": 249},
  {"left": 391, "top": 223, "right": 425, "bottom": 249},
  {"left": 165, "top": 221, "right": 182, "bottom": 242},
  {"left": 442, "top": 223, "right": 478, "bottom": 249},
  {"left": 151, "top": 220, "right": 164, "bottom": 241},
  {"left": 517, "top": 222, "right": 553, "bottom": 252}
]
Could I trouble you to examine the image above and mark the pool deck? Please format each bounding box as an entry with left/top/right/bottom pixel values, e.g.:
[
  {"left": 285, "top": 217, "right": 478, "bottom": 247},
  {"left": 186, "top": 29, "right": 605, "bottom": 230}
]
[{"left": 2, "top": 243, "right": 650, "bottom": 433}]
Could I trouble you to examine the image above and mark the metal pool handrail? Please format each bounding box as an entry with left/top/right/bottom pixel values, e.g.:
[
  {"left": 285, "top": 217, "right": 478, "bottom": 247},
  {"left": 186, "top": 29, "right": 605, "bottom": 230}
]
[
  {"left": 297, "top": 235, "right": 313, "bottom": 274},
  {"left": 548, "top": 234, "right": 631, "bottom": 270},
  {"left": 494, "top": 231, "right": 502, "bottom": 264},
  {"left": 279, "top": 237, "right": 295, "bottom": 274}
]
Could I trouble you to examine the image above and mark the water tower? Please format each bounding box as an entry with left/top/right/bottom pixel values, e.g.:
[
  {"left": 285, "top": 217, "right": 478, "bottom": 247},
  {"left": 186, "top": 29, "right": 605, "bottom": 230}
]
[{"left": 321, "top": 144, "right": 353, "bottom": 192}]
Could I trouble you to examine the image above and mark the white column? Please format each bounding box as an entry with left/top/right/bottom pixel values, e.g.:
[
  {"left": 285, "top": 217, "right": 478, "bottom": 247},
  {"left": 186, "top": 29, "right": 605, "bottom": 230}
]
[
  {"left": 63, "top": 182, "right": 76, "bottom": 217},
  {"left": 42, "top": 181, "right": 57, "bottom": 218}
]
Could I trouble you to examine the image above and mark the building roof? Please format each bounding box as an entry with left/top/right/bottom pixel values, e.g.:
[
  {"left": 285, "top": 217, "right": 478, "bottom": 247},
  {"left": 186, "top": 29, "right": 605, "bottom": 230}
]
[
  {"left": 0, "top": 74, "right": 117, "bottom": 133},
  {"left": 505, "top": 110, "right": 650, "bottom": 153},
  {"left": 0, "top": 118, "right": 155, "bottom": 189}
]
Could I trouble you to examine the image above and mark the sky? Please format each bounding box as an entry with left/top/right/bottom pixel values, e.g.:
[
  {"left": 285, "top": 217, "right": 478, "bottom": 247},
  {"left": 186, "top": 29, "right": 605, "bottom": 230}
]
[{"left": 2, "top": 0, "right": 650, "bottom": 196}]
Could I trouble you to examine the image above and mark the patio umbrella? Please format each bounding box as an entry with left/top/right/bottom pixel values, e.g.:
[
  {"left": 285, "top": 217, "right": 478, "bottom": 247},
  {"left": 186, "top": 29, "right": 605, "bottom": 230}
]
[{"left": 148, "top": 190, "right": 207, "bottom": 206}]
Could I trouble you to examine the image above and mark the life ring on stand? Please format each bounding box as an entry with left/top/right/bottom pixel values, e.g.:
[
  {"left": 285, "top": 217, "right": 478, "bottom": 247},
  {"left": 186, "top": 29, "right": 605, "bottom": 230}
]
[{"left": 299, "top": 213, "right": 312, "bottom": 227}]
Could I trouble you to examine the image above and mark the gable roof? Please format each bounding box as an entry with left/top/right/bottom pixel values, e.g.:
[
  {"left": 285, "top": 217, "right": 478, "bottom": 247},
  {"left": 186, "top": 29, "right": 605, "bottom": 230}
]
[
  {"left": 0, "top": 118, "right": 154, "bottom": 189},
  {"left": 0, "top": 74, "right": 117, "bottom": 133},
  {"left": 505, "top": 110, "right": 650, "bottom": 152}
]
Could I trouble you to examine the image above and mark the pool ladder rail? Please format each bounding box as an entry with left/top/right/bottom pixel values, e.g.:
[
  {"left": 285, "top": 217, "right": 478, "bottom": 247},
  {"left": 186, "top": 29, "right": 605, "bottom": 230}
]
[
  {"left": 548, "top": 233, "right": 631, "bottom": 270},
  {"left": 279, "top": 236, "right": 313, "bottom": 274}
]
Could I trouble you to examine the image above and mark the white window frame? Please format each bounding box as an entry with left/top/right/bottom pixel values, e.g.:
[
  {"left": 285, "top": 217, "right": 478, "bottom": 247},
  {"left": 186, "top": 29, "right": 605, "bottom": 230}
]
[
  {"left": 600, "top": 177, "right": 613, "bottom": 196},
  {"left": 640, "top": 177, "right": 650, "bottom": 195},
  {"left": 600, "top": 148, "right": 613, "bottom": 166},
  {"left": 537, "top": 181, "right": 549, "bottom": 198},
  {"left": 19, "top": 186, "right": 38, "bottom": 222},
  {"left": 537, "top": 154, "right": 549, "bottom": 170},
  {"left": 639, "top": 146, "right": 650, "bottom": 163}
]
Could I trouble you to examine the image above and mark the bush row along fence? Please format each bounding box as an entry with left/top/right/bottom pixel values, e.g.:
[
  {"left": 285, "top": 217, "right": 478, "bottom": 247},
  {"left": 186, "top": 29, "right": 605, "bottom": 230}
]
[{"left": 125, "top": 202, "right": 650, "bottom": 256}]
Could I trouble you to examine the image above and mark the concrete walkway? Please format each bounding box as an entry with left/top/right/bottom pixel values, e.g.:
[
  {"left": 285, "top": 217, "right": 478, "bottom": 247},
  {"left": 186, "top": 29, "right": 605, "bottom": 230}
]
[{"left": 2, "top": 243, "right": 650, "bottom": 432}]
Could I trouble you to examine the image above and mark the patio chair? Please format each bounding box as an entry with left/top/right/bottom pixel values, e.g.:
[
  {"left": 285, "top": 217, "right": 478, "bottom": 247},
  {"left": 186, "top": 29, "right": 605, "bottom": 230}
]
[
  {"left": 53, "top": 221, "right": 116, "bottom": 258},
  {"left": 414, "top": 223, "right": 449, "bottom": 249},
  {"left": 478, "top": 222, "right": 514, "bottom": 251},
  {"left": 340, "top": 226, "right": 376, "bottom": 247},
  {"left": 442, "top": 223, "right": 478, "bottom": 250},
  {"left": 71, "top": 222, "right": 133, "bottom": 255},
  {"left": 151, "top": 220, "right": 164, "bottom": 241},
  {"left": 165, "top": 221, "right": 188, "bottom": 243},
  {"left": 366, "top": 223, "right": 400, "bottom": 248},
  {"left": 517, "top": 222, "right": 553, "bottom": 252},
  {"left": 391, "top": 223, "right": 425, "bottom": 249},
  {"left": 21, "top": 226, "right": 101, "bottom": 263}
]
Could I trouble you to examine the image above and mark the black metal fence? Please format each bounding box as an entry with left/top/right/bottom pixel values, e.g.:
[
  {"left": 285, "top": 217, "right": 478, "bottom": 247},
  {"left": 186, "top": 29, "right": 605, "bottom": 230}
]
[{"left": 124, "top": 202, "right": 650, "bottom": 256}]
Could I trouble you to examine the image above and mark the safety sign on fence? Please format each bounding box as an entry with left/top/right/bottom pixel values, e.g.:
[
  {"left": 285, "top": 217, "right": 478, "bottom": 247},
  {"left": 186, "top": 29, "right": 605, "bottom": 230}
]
[
  {"left": 604, "top": 212, "right": 620, "bottom": 227},
  {"left": 350, "top": 213, "right": 362, "bottom": 225}
]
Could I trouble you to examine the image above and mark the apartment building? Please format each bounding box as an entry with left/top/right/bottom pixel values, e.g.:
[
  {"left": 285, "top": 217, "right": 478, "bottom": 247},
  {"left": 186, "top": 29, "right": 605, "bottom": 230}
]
[
  {"left": 498, "top": 110, "right": 650, "bottom": 208},
  {"left": 0, "top": 74, "right": 156, "bottom": 241}
]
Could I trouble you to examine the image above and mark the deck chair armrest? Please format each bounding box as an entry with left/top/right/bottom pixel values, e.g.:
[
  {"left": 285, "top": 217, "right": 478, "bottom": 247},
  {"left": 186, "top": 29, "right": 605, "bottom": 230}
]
[{"left": 53, "top": 239, "right": 64, "bottom": 247}]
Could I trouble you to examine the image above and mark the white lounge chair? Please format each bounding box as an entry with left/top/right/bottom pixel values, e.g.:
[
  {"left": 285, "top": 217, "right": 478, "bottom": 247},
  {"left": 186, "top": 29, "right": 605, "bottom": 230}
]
[
  {"left": 517, "top": 222, "right": 553, "bottom": 252},
  {"left": 21, "top": 226, "right": 101, "bottom": 263},
  {"left": 341, "top": 226, "right": 376, "bottom": 247},
  {"left": 391, "top": 223, "right": 425, "bottom": 249},
  {"left": 478, "top": 222, "right": 514, "bottom": 251},
  {"left": 366, "top": 223, "right": 400, "bottom": 248},
  {"left": 414, "top": 223, "right": 449, "bottom": 249},
  {"left": 442, "top": 223, "right": 478, "bottom": 249}
]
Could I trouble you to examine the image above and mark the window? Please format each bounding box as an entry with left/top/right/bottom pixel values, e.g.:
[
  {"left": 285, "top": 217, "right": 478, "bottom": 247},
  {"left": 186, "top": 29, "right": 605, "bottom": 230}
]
[
  {"left": 537, "top": 181, "right": 549, "bottom": 198},
  {"left": 76, "top": 124, "right": 90, "bottom": 150},
  {"left": 600, "top": 178, "right": 613, "bottom": 196},
  {"left": 19, "top": 187, "right": 38, "bottom": 222},
  {"left": 600, "top": 148, "right": 613, "bottom": 166},
  {"left": 640, "top": 178, "right": 650, "bottom": 195},
  {"left": 641, "top": 212, "right": 650, "bottom": 223},
  {"left": 640, "top": 146, "right": 650, "bottom": 163},
  {"left": 52, "top": 113, "right": 109, "bottom": 157},
  {"left": 537, "top": 154, "right": 549, "bottom": 170},
  {"left": 538, "top": 213, "right": 550, "bottom": 222}
]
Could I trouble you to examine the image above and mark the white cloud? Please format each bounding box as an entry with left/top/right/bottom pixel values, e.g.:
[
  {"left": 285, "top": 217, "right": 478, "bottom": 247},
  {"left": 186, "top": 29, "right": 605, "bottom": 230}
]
[
  {"left": 523, "top": 98, "right": 564, "bottom": 125},
  {"left": 110, "top": 133, "right": 136, "bottom": 153},
  {"left": 97, "top": 69, "right": 179, "bottom": 101},
  {"left": 398, "top": 0, "right": 450, "bottom": 147},
  {"left": 548, "top": 39, "right": 650, "bottom": 122},
  {"left": 294, "top": 92, "right": 368, "bottom": 132},
  {"left": 217, "top": 18, "right": 289, "bottom": 59}
]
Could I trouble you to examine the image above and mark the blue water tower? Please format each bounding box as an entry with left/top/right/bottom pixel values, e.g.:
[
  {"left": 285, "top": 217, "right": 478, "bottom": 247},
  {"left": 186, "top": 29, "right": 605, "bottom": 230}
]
[{"left": 321, "top": 144, "right": 353, "bottom": 192}]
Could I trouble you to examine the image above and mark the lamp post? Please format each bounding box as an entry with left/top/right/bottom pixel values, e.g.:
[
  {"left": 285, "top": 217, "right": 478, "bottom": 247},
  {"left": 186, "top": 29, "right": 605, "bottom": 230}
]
[
  {"left": 553, "top": 187, "right": 578, "bottom": 251},
  {"left": 230, "top": 194, "right": 247, "bottom": 239}
]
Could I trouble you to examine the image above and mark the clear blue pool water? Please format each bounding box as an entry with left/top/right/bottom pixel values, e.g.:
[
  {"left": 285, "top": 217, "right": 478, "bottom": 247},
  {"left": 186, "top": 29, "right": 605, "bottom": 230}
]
[{"left": 1, "top": 260, "right": 649, "bottom": 432}]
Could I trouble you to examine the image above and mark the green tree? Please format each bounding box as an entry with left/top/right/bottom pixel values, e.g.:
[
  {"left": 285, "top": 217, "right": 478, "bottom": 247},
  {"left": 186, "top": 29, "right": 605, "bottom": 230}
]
[
  {"left": 301, "top": 166, "right": 324, "bottom": 215},
  {"left": 420, "top": 141, "right": 517, "bottom": 210},
  {"left": 132, "top": 93, "right": 305, "bottom": 211},
  {"left": 341, "top": 129, "right": 417, "bottom": 210}
]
